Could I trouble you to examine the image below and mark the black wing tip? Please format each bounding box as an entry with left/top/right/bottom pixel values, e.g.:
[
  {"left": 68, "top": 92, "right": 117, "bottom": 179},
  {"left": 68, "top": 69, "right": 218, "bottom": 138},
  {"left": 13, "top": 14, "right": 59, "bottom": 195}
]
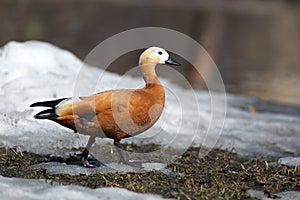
[
  {"left": 30, "top": 98, "right": 68, "bottom": 108},
  {"left": 30, "top": 102, "right": 40, "bottom": 107},
  {"left": 34, "top": 109, "right": 58, "bottom": 120},
  {"left": 30, "top": 101, "right": 49, "bottom": 108}
]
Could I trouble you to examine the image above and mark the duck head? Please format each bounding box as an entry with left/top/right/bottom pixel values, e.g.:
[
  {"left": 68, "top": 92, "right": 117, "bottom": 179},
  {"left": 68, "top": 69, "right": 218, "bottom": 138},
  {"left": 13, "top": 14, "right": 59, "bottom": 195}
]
[{"left": 139, "top": 47, "right": 181, "bottom": 66}]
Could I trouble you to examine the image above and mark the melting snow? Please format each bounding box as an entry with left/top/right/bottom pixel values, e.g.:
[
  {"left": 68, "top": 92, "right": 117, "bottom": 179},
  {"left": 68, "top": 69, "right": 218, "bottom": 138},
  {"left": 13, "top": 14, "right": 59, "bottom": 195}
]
[
  {"left": 0, "top": 175, "right": 168, "bottom": 200},
  {"left": 0, "top": 40, "right": 299, "bottom": 158},
  {"left": 0, "top": 41, "right": 300, "bottom": 199}
]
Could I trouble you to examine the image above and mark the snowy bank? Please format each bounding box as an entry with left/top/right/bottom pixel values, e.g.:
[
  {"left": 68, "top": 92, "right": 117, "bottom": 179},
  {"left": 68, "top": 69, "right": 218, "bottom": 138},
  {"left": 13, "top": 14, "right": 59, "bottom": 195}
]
[
  {"left": 0, "top": 40, "right": 299, "bottom": 158},
  {"left": 1, "top": 41, "right": 300, "bottom": 200},
  {"left": 0, "top": 175, "right": 167, "bottom": 200}
]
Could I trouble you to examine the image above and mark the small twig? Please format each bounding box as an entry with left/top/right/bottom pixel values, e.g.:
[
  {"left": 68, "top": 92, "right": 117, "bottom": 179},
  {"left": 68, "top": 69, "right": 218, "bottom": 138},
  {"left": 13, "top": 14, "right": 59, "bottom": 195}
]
[
  {"left": 102, "top": 175, "right": 121, "bottom": 187},
  {"left": 11, "top": 148, "right": 18, "bottom": 155},
  {"left": 178, "top": 188, "right": 192, "bottom": 200},
  {"left": 16, "top": 146, "right": 23, "bottom": 157},
  {"left": 5, "top": 144, "right": 9, "bottom": 155}
]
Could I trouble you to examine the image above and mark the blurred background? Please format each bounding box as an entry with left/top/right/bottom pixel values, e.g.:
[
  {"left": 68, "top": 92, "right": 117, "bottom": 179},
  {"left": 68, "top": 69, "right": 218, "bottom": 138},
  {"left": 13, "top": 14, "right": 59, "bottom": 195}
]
[{"left": 1, "top": 0, "right": 300, "bottom": 106}]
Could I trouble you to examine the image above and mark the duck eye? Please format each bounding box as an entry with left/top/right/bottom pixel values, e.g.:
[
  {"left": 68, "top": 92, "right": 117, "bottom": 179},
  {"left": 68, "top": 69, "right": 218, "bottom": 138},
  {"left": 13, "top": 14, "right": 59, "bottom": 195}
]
[{"left": 158, "top": 51, "right": 163, "bottom": 55}]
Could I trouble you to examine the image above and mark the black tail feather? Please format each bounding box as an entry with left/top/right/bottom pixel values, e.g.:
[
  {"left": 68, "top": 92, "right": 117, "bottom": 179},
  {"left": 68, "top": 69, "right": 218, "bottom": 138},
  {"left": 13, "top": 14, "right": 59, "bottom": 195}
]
[
  {"left": 34, "top": 108, "right": 58, "bottom": 120},
  {"left": 30, "top": 98, "right": 67, "bottom": 108}
]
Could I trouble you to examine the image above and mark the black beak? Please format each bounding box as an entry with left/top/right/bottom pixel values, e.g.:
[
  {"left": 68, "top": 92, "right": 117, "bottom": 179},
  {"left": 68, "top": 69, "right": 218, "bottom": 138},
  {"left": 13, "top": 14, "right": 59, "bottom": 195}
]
[{"left": 165, "top": 56, "right": 181, "bottom": 66}]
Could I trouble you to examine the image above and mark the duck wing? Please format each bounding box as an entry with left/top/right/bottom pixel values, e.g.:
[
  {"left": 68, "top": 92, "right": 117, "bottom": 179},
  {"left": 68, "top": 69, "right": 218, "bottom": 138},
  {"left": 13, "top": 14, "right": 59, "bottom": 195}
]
[{"left": 31, "top": 90, "right": 114, "bottom": 117}]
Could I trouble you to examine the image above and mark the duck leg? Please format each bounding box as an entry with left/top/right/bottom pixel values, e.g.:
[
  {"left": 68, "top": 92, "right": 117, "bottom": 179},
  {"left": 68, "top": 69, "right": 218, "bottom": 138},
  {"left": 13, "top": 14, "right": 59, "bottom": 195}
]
[
  {"left": 78, "top": 136, "right": 96, "bottom": 168},
  {"left": 113, "top": 141, "right": 127, "bottom": 163},
  {"left": 113, "top": 141, "right": 143, "bottom": 167}
]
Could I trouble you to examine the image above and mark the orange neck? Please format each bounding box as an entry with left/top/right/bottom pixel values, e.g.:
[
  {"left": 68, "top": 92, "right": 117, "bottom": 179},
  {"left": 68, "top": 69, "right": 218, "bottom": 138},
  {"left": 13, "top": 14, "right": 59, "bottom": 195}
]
[{"left": 139, "top": 63, "right": 161, "bottom": 85}]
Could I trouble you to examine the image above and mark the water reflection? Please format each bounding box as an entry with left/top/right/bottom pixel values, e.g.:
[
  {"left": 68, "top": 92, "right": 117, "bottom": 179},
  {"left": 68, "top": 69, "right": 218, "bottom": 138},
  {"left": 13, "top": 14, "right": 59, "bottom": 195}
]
[{"left": 1, "top": 0, "right": 299, "bottom": 105}]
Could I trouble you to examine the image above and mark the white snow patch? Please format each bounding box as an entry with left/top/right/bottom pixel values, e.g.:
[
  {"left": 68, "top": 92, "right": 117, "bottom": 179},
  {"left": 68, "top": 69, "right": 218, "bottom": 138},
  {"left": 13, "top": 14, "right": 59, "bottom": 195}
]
[
  {"left": 248, "top": 189, "right": 300, "bottom": 200},
  {"left": 278, "top": 157, "right": 300, "bottom": 167},
  {"left": 0, "top": 175, "right": 168, "bottom": 200}
]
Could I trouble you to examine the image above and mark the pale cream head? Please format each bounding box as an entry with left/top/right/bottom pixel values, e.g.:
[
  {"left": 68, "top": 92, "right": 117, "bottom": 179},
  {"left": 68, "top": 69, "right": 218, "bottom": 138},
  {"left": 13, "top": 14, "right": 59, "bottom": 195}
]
[
  {"left": 139, "top": 47, "right": 169, "bottom": 66},
  {"left": 138, "top": 47, "right": 181, "bottom": 66}
]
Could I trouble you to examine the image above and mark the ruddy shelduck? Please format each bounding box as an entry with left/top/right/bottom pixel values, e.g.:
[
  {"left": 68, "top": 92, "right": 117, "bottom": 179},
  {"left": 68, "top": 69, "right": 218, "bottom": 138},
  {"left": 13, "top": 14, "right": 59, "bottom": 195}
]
[{"left": 31, "top": 47, "right": 181, "bottom": 167}]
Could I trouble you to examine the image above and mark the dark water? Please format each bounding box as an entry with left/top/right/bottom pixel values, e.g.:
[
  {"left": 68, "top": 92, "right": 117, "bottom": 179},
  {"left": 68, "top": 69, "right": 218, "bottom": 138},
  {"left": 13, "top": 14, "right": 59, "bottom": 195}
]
[{"left": 1, "top": 0, "right": 300, "bottom": 106}]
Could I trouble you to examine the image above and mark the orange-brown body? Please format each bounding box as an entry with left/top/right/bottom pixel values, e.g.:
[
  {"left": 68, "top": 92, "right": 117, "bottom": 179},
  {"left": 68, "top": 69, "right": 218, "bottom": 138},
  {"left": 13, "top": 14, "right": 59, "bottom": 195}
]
[{"left": 54, "top": 83, "right": 164, "bottom": 142}]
